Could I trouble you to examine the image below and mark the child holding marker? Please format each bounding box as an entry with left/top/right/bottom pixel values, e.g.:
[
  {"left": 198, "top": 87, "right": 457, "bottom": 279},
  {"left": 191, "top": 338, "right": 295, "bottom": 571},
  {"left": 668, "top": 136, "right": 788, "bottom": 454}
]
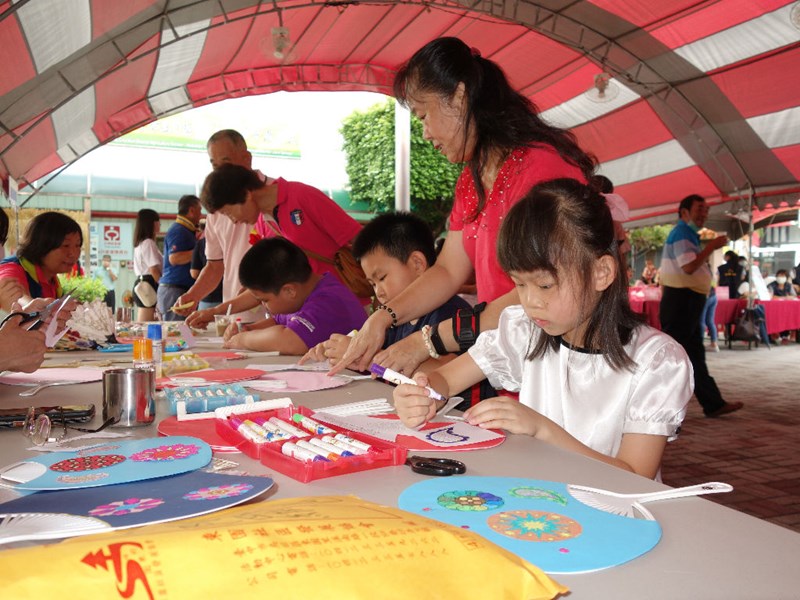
[
  {"left": 302, "top": 212, "right": 469, "bottom": 367},
  {"left": 393, "top": 179, "right": 693, "bottom": 479},
  {"left": 223, "top": 238, "right": 366, "bottom": 353}
]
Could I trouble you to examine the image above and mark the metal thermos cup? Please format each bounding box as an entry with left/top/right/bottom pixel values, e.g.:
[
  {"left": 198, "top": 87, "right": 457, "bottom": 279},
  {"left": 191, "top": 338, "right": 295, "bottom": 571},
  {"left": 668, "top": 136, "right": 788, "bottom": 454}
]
[{"left": 102, "top": 368, "right": 156, "bottom": 427}]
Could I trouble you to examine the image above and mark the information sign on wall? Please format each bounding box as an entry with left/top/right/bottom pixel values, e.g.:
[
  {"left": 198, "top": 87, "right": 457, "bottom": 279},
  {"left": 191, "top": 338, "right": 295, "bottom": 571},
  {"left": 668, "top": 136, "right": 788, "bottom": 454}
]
[{"left": 89, "top": 221, "right": 133, "bottom": 268}]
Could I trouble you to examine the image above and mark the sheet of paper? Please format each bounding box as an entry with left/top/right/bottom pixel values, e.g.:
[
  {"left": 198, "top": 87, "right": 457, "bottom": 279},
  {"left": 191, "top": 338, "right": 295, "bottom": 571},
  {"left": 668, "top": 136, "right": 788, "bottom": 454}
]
[
  {"left": 44, "top": 297, "right": 71, "bottom": 347},
  {"left": 314, "top": 413, "right": 503, "bottom": 448}
]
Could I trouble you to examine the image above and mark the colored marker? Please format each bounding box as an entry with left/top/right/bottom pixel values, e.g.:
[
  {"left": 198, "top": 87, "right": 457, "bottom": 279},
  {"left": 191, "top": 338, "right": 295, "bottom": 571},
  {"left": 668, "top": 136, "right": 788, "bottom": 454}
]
[
  {"left": 333, "top": 433, "right": 373, "bottom": 453},
  {"left": 369, "top": 363, "right": 446, "bottom": 403},
  {"left": 282, "top": 442, "right": 329, "bottom": 463},
  {"left": 322, "top": 435, "right": 367, "bottom": 455},
  {"left": 269, "top": 417, "right": 310, "bottom": 438},
  {"left": 251, "top": 417, "right": 294, "bottom": 440},
  {"left": 292, "top": 413, "right": 336, "bottom": 435},
  {"left": 242, "top": 418, "right": 269, "bottom": 437},
  {"left": 227, "top": 415, "right": 268, "bottom": 444},
  {"left": 296, "top": 439, "right": 340, "bottom": 461},
  {"left": 308, "top": 437, "right": 354, "bottom": 457}
]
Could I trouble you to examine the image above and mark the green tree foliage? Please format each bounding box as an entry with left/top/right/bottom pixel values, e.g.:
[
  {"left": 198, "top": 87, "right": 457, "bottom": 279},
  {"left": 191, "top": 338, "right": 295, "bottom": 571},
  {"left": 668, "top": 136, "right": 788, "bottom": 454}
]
[
  {"left": 341, "top": 98, "right": 462, "bottom": 235},
  {"left": 58, "top": 275, "right": 109, "bottom": 303},
  {"left": 629, "top": 225, "right": 672, "bottom": 256}
]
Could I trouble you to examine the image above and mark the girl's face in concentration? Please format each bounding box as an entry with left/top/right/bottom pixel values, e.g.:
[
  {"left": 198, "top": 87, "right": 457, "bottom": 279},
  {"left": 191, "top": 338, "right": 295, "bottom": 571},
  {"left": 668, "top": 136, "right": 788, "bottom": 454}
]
[{"left": 510, "top": 268, "right": 594, "bottom": 346}]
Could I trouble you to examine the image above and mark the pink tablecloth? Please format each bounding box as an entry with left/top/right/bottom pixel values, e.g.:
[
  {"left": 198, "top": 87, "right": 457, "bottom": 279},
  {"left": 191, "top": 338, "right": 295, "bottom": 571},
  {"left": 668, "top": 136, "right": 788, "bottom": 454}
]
[
  {"left": 760, "top": 299, "right": 800, "bottom": 334},
  {"left": 630, "top": 298, "right": 800, "bottom": 335}
]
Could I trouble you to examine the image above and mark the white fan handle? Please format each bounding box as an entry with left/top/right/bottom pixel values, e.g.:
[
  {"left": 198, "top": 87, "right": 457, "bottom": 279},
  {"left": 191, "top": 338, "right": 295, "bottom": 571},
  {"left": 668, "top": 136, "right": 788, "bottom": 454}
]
[{"left": 638, "top": 482, "right": 733, "bottom": 504}]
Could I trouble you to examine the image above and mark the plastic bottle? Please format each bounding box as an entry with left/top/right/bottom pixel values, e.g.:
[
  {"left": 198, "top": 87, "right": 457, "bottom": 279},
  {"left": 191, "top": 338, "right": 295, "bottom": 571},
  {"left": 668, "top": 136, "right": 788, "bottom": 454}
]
[
  {"left": 132, "top": 337, "right": 153, "bottom": 370},
  {"left": 147, "top": 323, "right": 163, "bottom": 378}
]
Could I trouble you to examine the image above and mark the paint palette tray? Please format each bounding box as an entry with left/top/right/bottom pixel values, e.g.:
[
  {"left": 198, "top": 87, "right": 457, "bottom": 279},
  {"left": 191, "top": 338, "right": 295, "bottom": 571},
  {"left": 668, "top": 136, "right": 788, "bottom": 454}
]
[
  {"left": 166, "top": 384, "right": 258, "bottom": 416},
  {"left": 215, "top": 404, "right": 407, "bottom": 483}
]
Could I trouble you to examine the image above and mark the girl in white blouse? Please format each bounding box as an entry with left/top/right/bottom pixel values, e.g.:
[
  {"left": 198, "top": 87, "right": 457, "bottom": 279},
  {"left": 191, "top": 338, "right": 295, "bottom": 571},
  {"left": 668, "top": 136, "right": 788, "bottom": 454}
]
[
  {"left": 132, "top": 209, "right": 162, "bottom": 322},
  {"left": 393, "top": 179, "right": 692, "bottom": 479}
]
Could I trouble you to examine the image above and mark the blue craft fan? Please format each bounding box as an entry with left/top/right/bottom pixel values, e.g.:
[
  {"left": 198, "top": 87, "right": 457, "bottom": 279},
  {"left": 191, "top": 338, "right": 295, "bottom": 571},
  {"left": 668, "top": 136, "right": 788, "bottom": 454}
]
[
  {"left": 0, "top": 471, "right": 274, "bottom": 544},
  {"left": 0, "top": 436, "right": 212, "bottom": 491},
  {"left": 398, "top": 476, "right": 662, "bottom": 574}
]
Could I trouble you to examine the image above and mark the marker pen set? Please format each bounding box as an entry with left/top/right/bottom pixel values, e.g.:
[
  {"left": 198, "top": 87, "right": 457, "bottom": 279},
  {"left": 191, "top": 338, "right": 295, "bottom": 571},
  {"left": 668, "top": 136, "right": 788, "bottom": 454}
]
[
  {"left": 226, "top": 413, "right": 373, "bottom": 464},
  {"left": 216, "top": 406, "right": 407, "bottom": 483}
]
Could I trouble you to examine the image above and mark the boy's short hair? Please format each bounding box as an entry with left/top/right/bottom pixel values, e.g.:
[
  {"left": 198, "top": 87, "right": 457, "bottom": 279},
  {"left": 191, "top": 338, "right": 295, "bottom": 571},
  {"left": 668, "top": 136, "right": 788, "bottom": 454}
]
[
  {"left": 239, "top": 238, "right": 312, "bottom": 294},
  {"left": 352, "top": 212, "right": 436, "bottom": 266}
]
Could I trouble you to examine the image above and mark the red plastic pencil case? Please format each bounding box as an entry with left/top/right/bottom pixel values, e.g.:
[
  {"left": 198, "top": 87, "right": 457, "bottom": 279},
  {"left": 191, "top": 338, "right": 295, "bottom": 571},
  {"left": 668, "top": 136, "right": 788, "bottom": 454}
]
[{"left": 215, "top": 404, "right": 407, "bottom": 483}]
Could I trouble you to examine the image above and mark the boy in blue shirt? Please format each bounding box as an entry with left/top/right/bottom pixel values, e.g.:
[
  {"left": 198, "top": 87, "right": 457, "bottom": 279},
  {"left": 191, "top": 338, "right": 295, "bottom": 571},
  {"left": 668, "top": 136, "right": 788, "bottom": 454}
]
[
  {"left": 302, "top": 212, "right": 469, "bottom": 368},
  {"left": 224, "top": 238, "right": 366, "bottom": 354}
]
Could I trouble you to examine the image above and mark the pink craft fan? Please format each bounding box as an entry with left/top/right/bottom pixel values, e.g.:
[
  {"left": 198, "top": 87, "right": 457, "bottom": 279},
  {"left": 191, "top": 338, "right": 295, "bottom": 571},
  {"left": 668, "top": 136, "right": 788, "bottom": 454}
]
[
  {"left": 245, "top": 371, "right": 350, "bottom": 394},
  {"left": 158, "top": 368, "right": 264, "bottom": 389}
]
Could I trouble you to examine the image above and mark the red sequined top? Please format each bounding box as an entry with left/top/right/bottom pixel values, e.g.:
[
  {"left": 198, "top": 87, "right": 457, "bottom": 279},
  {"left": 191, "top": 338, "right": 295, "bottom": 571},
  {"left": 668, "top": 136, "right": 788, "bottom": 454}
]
[{"left": 449, "top": 145, "right": 585, "bottom": 303}]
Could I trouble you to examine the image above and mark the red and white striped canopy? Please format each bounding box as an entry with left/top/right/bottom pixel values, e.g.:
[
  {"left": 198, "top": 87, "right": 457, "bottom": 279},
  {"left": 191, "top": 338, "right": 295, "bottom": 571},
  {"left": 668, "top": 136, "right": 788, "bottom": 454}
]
[{"left": 1, "top": 0, "right": 798, "bottom": 220}]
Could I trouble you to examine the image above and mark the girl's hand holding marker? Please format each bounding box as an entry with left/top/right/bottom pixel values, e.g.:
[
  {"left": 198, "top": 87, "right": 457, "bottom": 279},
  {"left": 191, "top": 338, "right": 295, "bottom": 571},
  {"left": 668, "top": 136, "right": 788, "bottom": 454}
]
[{"left": 370, "top": 363, "right": 446, "bottom": 429}]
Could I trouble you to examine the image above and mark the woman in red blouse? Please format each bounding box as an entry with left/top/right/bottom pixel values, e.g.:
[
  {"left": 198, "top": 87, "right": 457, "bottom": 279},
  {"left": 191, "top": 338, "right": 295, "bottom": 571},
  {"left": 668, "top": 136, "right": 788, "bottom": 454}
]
[{"left": 332, "top": 37, "right": 596, "bottom": 378}]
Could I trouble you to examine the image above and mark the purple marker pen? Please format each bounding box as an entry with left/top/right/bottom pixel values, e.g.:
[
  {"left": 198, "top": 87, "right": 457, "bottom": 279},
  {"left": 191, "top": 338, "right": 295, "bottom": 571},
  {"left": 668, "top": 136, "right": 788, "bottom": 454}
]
[
  {"left": 227, "top": 415, "right": 268, "bottom": 444},
  {"left": 369, "top": 363, "right": 446, "bottom": 403}
]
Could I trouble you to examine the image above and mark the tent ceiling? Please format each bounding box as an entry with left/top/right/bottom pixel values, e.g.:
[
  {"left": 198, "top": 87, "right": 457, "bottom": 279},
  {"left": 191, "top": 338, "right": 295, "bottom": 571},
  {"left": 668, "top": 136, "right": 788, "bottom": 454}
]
[{"left": 1, "top": 0, "right": 799, "bottom": 220}]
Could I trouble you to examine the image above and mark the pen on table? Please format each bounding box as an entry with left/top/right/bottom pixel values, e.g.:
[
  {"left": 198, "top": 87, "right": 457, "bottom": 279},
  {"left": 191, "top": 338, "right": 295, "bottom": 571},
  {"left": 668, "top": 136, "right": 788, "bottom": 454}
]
[{"left": 369, "top": 363, "right": 447, "bottom": 403}]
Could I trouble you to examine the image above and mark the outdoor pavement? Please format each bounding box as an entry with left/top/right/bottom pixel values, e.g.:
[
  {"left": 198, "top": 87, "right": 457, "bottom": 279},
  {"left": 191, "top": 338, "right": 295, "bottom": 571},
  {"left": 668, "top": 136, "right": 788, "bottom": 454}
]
[{"left": 661, "top": 338, "right": 800, "bottom": 534}]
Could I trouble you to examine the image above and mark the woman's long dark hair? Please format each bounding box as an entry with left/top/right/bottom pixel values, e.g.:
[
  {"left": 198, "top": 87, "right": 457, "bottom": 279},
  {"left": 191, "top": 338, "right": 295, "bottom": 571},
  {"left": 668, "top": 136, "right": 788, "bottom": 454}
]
[
  {"left": 17, "top": 212, "right": 83, "bottom": 264},
  {"left": 497, "top": 179, "right": 641, "bottom": 370},
  {"left": 394, "top": 37, "right": 596, "bottom": 222},
  {"left": 134, "top": 209, "right": 160, "bottom": 246}
]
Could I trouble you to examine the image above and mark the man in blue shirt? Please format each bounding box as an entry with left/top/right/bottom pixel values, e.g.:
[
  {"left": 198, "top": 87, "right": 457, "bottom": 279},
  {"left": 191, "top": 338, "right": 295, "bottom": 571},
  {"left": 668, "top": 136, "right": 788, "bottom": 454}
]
[
  {"left": 157, "top": 195, "right": 202, "bottom": 321},
  {"left": 659, "top": 194, "right": 742, "bottom": 418},
  {"left": 92, "top": 254, "right": 117, "bottom": 311}
]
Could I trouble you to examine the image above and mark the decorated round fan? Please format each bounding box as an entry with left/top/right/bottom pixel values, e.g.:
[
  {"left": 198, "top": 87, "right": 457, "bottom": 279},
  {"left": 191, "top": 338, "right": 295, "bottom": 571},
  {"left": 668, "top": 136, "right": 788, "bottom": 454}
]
[
  {"left": 0, "top": 512, "right": 111, "bottom": 545},
  {"left": 157, "top": 416, "right": 240, "bottom": 453},
  {"left": 158, "top": 369, "right": 265, "bottom": 389}
]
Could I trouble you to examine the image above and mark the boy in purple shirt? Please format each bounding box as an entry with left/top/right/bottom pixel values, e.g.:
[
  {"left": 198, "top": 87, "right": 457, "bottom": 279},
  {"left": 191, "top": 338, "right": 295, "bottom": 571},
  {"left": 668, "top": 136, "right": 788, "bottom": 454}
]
[{"left": 223, "top": 238, "right": 366, "bottom": 353}]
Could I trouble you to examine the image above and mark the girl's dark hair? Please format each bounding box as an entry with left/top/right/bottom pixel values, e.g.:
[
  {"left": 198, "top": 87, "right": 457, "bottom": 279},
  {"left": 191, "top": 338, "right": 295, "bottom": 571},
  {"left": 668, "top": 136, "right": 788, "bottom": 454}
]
[
  {"left": 394, "top": 37, "right": 596, "bottom": 222},
  {"left": 497, "top": 178, "right": 641, "bottom": 370},
  {"left": 201, "top": 164, "right": 264, "bottom": 213},
  {"left": 17, "top": 211, "right": 83, "bottom": 264},
  {"left": 239, "top": 237, "right": 312, "bottom": 294},
  {"left": 0, "top": 209, "right": 8, "bottom": 246},
  {"left": 352, "top": 211, "right": 437, "bottom": 267},
  {"left": 133, "top": 209, "right": 160, "bottom": 246}
]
